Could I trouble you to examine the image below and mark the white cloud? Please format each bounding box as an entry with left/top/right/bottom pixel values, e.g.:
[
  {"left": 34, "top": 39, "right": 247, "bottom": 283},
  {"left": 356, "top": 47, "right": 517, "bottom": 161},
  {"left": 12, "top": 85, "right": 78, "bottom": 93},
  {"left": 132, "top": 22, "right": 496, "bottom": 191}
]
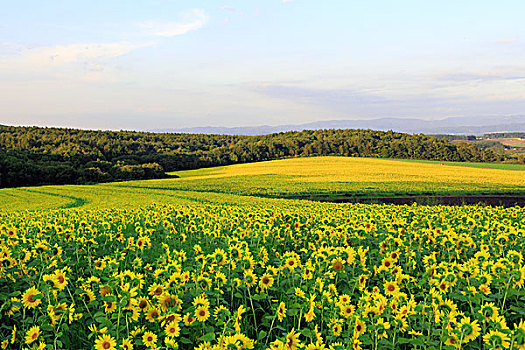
[
  {"left": 138, "top": 9, "right": 209, "bottom": 37},
  {"left": 0, "top": 41, "right": 153, "bottom": 69}
]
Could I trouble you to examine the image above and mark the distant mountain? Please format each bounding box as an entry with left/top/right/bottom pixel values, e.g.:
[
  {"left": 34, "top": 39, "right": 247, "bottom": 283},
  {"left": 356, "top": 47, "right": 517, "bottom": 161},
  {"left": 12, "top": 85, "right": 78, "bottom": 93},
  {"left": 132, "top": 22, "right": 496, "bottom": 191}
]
[{"left": 153, "top": 115, "right": 525, "bottom": 136}]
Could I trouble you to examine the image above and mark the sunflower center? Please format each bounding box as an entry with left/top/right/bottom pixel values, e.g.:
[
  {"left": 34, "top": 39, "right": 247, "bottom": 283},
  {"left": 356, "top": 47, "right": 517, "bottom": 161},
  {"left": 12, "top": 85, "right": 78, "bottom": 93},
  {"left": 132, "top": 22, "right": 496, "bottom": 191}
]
[{"left": 103, "top": 341, "right": 111, "bottom": 349}]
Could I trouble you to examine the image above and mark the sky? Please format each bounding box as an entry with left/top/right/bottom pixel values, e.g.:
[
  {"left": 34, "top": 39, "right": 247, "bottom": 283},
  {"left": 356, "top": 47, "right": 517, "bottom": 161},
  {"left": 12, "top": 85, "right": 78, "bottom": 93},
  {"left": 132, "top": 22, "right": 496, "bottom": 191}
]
[{"left": 1, "top": 0, "right": 524, "bottom": 130}]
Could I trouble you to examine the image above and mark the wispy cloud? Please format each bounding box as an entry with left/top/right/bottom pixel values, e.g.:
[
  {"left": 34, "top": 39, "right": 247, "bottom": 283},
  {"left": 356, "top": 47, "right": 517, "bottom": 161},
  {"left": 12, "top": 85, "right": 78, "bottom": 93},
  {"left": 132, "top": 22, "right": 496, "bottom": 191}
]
[
  {"left": 497, "top": 38, "right": 515, "bottom": 43},
  {"left": 220, "top": 5, "right": 235, "bottom": 11},
  {"left": 138, "top": 9, "right": 209, "bottom": 37},
  {"left": 283, "top": 0, "right": 294, "bottom": 2},
  {"left": 437, "top": 70, "right": 525, "bottom": 82},
  {"left": 0, "top": 41, "right": 153, "bottom": 68}
]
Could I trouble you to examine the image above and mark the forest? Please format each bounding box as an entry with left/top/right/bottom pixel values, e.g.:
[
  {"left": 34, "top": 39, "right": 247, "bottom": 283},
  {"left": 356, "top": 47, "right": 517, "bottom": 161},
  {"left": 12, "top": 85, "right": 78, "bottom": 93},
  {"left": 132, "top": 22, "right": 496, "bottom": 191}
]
[{"left": 0, "top": 125, "right": 504, "bottom": 188}]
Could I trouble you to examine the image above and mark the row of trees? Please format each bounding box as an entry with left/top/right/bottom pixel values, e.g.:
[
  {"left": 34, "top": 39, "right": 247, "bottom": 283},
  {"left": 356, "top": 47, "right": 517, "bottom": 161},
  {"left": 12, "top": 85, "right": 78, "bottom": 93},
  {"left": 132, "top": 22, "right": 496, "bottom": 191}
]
[{"left": 0, "top": 126, "right": 504, "bottom": 188}]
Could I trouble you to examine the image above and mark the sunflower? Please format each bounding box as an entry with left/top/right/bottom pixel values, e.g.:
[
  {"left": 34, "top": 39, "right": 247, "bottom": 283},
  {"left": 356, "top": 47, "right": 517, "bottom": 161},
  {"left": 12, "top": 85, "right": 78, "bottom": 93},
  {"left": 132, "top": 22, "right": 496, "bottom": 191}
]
[
  {"left": 214, "top": 305, "right": 229, "bottom": 322},
  {"left": 159, "top": 293, "right": 179, "bottom": 312},
  {"left": 233, "top": 333, "right": 255, "bottom": 349},
  {"left": 358, "top": 274, "right": 368, "bottom": 291},
  {"left": 479, "top": 302, "right": 499, "bottom": 322},
  {"left": 332, "top": 258, "right": 344, "bottom": 272},
  {"left": 215, "top": 271, "right": 227, "bottom": 286},
  {"left": 22, "top": 287, "right": 42, "bottom": 309},
  {"left": 163, "top": 313, "right": 182, "bottom": 325},
  {"left": 354, "top": 319, "right": 367, "bottom": 337},
  {"left": 438, "top": 280, "right": 450, "bottom": 293},
  {"left": 24, "top": 326, "right": 40, "bottom": 344},
  {"left": 329, "top": 319, "right": 343, "bottom": 336},
  {"left": 104, "top": 300, "right": 117, "bottom": 314},
  {"left": 142, "top": 331, "right": 157, "bottom": 348},
  {"left": 285, "top": 329, "right": 301, "bottom": 350},
  {"left": 376, "top": 318, "right": 391, "bottom": 339},
  {"left": 183, "top": 313, "right": 195, "bottom": 326},
  {"left": 81, "top": 289, "right": 96, "bottom": 303},
  {"left": 284, "top": 256, "right": 299, "bottom": 271},
  {"left": 304, "top": 294, "right": 316, "bottom": 322},
  {"left": 193, "top": 294, "right": 210, "bottom": 308},
  {"left": 341, "top": 304, "right": 355, "bottom": 319},
  {"left": 457, "top": 317, "right": 481, "bottom": 343},
  {"left": 94, "top": 334, "right": 116, "bottom": 350},
  {"left": 302, "top": 267, "right": 314, "bottom": 280},
  {"left": 259, "top": 274, "right": 274, "bottom": 290},
  {"left": 53, "top": 269, "right": 68, "bottom": 291},
  {"left": 514, "top": 319, "right": 525, "bottom": 350},
  {"left": 123, "top": 306, "right": 140, "bottom": 322},
  {"left": 444, "top": 336, "right": 460, "bottom": 348},
  {"left": 479, "top": 284, "right": 491, "bottom": 295},
  {"left": 99, "top": 285, "right": 112, "bottom": 297},
  {"left": 483, "top": 330, "right": 510, "bottom": 349},
  {"left": 145, "top": 308, "right": 161, "bottom": 323},
  {"left": 277, "top": 301, "right": 286, "bottom": 322},
  {"left": 244, "top": 270, "right": 258, "bottom": 287},
  {"left": 195, "top": 305, "right": 210, "bottom": 322},
  {"left": 121, "top": 338, "right": 133, "bottom": 350},
  {"left": 384, "top": 280, "right": 399, "bottom": 296},
  {"left": 382, "top": 257, "right": 394, "bottom": 269},
  {"left": 234, "top": 305, "right": 246, "bottom": 333},
  {"left": 148, "top": 283, "right": 164, "bottom": 297},
  {"left": 164, "top": 321, "right": 180, "bottom": 338}
]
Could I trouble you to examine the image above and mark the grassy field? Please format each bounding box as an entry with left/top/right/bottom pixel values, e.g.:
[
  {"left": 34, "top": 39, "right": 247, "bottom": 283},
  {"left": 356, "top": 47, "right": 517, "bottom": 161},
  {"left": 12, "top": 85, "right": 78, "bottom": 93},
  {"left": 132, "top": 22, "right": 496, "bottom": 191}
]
[
  {"left": 1, "top": 156, "right": 525, "bottom": 211},
  {"left": 389, "top": 158, "right": 525, "bottom": 171}
]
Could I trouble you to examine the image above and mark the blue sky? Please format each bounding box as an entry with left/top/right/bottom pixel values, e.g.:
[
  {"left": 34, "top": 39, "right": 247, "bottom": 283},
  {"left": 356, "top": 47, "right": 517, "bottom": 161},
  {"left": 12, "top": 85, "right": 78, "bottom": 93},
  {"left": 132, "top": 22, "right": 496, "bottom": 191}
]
[{"left": 1, "top": 0, "right": 524, "bottom": 130}]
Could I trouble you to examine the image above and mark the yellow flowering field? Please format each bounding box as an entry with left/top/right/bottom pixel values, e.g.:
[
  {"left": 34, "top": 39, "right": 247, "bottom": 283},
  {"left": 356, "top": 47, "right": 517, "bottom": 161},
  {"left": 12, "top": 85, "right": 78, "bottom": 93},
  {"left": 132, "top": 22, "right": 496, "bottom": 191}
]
[
  {"left": 1, "top": 156, "right": 525, "bottom": 349},
  {"left": 120, "top": 156, "right": 525, "bottom": 198},
  {"left": 2, "top": 157, "right": 525, "bottom": 212},
  {"left": 1, "top": 194, "right": 525, "bottom": 349}
]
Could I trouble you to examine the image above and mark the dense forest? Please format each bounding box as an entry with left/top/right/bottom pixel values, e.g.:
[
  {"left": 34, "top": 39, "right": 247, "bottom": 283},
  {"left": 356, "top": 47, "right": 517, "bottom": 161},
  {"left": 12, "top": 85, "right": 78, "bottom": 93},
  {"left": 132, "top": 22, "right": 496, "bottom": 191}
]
[
  {"left": 484, "top": 132, "right": 525, "bottom": 139},
  {"left": 0, "top": 126, "right": 505, "bottom": 188},
  {"left": 430, "top": 134, "right": 479, "bottom": 141}
]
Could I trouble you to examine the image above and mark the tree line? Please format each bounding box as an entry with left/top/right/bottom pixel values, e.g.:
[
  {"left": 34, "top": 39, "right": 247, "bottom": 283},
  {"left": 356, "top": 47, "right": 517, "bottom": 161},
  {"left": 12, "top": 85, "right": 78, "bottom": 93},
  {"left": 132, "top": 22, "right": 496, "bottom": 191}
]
[{"left": 0, "top": 126, "right": 504, "bottom": 188}]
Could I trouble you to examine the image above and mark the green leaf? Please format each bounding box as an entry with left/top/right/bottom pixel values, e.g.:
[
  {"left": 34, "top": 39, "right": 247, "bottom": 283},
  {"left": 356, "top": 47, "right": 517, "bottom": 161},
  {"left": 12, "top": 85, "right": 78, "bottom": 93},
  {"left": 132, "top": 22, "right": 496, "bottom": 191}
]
[
  {"left": 258, "top": 330, "right": 267, "bottom": 341},
  {"left": 301, "top": 328, "right": 313, "bottom": 338},
  {"left": 288, "top": 308, "right": 299, "bottom": 316},
  {"left": 199, "top": 332, "right": 216, "bottom": 342}
]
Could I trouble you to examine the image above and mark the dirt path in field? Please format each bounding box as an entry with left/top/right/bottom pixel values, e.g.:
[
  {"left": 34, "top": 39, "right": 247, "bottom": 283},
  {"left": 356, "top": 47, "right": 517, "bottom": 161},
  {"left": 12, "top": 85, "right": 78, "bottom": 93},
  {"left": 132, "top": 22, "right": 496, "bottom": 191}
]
[{"left": 301, "top": 195, "right": 525, "bottom": 207}]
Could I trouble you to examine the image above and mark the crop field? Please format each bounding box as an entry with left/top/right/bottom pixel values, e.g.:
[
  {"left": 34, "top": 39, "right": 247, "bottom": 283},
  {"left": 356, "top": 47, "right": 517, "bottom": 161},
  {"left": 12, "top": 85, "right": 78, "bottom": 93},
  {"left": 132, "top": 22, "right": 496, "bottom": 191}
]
[
  {"left": 1, "top": 156, "right": 525, "bottom": 349},
  {"left": 2, "top": 157, "right": 525, "bottom": 212}
]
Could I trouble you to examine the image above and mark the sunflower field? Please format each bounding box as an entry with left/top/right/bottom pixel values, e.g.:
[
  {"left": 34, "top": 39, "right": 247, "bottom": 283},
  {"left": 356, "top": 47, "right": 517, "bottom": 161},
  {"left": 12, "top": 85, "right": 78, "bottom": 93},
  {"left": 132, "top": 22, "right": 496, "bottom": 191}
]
[{"left": 1, "top": 193, "right": 525, "bottom": 350}]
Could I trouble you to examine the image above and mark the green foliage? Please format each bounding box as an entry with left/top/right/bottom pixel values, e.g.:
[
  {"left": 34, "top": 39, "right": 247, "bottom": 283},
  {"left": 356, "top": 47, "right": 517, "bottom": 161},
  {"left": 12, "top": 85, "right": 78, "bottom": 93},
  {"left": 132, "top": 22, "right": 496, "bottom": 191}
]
[{"left": 0, "top": 126, "right": 504, "bottom": 188}]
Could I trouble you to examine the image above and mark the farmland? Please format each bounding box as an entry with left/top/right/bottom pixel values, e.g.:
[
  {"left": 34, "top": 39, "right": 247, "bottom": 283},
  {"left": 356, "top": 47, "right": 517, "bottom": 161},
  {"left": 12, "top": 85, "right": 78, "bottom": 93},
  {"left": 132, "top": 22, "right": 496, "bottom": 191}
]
[
  {"left": 1, "top": 156, "right": 525, "bottom": 349},
  {"left": 2, "top": 157, "right": 525, "bottom": 212}
]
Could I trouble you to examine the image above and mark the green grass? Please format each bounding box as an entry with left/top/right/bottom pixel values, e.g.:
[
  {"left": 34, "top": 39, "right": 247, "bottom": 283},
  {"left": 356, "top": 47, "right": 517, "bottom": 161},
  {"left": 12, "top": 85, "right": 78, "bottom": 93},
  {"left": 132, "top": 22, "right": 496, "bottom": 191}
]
[{"left": 390, "top": 158, "right": 525, "bottom": 170}]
